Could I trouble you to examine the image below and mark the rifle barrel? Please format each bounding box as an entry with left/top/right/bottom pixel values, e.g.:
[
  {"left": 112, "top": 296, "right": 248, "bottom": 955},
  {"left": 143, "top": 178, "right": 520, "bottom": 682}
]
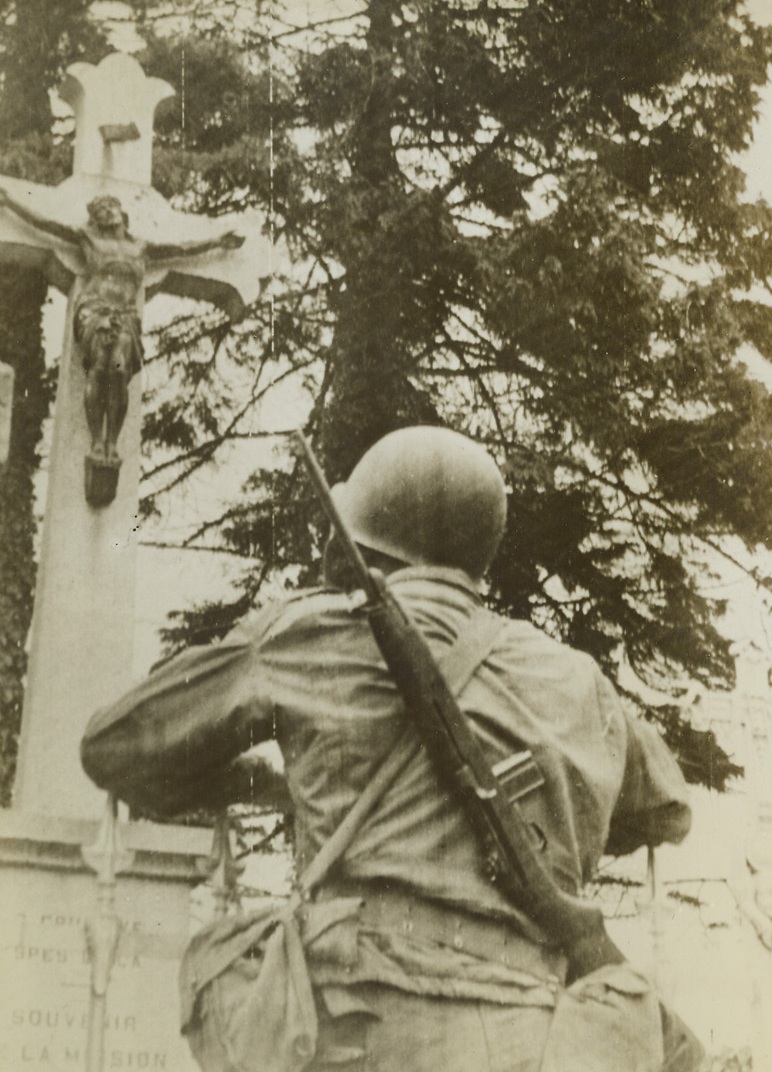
[{"left": 292, "top": 431, "right": 377, "bottom": 599}]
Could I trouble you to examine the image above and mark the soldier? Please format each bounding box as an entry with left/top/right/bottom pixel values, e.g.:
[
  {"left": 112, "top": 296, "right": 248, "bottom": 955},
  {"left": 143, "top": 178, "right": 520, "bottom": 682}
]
[{"left": 81, "top": 426, "right": 697, "bottom": 1072}]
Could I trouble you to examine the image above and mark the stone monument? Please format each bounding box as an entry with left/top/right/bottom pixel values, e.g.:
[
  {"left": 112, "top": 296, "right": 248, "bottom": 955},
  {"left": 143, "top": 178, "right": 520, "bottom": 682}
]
[{"left": 0, "top": 53, "right": 269, "bottom": 1071}]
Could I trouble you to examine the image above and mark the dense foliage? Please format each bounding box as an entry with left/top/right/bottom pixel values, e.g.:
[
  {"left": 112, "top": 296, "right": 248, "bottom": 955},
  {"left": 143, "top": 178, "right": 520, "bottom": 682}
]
[
  {"left": 1, "top": 1, "right": 771, "bottom": 798},
  {"left": 153, "top": 1, "right": 772, "bottom": 789}
]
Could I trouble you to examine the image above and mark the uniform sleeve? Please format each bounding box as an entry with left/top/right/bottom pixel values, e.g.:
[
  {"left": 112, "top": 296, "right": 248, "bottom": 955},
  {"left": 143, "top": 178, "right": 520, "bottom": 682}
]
[
  {"left": 598, "top": 674, "right": 692, "bottom": 856},
  {"left": 80, "top": 609, "right": 282, "bottom": 818}
]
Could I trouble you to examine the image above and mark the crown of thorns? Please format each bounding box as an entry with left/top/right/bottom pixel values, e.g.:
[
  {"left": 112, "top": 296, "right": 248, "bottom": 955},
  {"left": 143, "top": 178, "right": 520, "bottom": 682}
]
[{"left": 87, "top": 196, "right": 129, "bottom": 229}]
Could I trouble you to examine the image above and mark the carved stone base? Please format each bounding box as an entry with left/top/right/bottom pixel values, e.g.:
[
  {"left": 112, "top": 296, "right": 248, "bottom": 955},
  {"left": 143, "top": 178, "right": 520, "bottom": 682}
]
[
  {"left": 0, "top": 809, "right": 210, "bottom": 1070},
  {"left": 84, "top": 453, "right": 121, "bottom": 507}
]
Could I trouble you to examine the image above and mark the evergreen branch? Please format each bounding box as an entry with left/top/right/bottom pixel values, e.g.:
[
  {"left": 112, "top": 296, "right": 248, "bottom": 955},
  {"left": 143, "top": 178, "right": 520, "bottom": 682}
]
[
  {"left": 437, "top": 128, "right": 508, "bottom": 202},
  {"left": 441, "top": 331, "right": 511, "bottom": 445},
  {"left": 445, "top": 308, "right": 547, "bottom": 386},
  {"left": 142, "top": 357, "right": 315, "bottom": 498},
  {"left": 182, "top": 502, "right": 256, "bottom": 546},
  {"left": 141, "top": 350, "right": 272, "bottom": 482},
  {"left": 541, "top": 450, "right": 768, "bottom": 594},
  {"left": 269, "top": 10, "right": 367, "bottom": 44},
  {"left": 139, "top": 539, "right": 258, "bottom": 559}
]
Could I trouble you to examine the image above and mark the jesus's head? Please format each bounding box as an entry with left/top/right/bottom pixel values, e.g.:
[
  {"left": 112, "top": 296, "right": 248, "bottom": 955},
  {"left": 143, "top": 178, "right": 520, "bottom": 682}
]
[{"left": 87, "top": 196, "right": 129, "bottom": 236}]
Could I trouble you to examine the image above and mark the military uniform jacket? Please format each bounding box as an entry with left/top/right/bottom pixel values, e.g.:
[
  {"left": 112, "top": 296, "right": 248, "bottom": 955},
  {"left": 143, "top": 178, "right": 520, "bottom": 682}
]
[{"left": 81, "top": 566, "right": 691, "bottom": 1002}]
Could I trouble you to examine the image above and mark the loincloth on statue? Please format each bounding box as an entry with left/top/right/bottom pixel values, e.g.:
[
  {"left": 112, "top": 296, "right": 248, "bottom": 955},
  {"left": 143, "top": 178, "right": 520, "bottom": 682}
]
[{"left": 74, "top": 297, "right": 143, "bottom": 375}]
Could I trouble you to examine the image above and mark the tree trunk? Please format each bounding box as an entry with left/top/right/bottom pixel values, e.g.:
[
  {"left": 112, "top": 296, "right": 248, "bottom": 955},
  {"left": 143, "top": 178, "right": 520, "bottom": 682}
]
[{"left": 320, "top": 0, "right": 437, "bottom": 481}]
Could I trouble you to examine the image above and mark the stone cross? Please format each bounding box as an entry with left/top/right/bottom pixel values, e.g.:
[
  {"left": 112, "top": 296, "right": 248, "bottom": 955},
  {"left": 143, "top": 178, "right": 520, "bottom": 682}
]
[{"left": 0, "top": 53, "right": 269, "bottom": 819}]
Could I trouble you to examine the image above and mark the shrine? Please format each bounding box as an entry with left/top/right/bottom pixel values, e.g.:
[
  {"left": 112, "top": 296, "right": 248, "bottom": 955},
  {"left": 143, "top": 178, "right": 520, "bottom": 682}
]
[{"left": 0, "top": 52, "right": 269, "bottom": 1071}]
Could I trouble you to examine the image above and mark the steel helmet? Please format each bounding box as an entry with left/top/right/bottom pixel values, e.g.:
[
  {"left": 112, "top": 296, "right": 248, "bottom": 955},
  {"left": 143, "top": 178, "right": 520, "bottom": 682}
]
[{"left": 331, "top": 426, "right": 507, "bottom": 579}]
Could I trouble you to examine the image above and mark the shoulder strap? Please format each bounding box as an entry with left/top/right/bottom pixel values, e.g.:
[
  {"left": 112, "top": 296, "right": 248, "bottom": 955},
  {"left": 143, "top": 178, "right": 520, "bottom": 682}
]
[{"left": 299, "top": 607, "right": 505, "bottom": 895}]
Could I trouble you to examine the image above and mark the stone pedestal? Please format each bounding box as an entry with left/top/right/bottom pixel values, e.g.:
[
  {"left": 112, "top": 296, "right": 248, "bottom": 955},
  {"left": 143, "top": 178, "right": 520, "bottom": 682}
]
[{"left": 0, "top": 811, "right": 211, "bottom": 1071}]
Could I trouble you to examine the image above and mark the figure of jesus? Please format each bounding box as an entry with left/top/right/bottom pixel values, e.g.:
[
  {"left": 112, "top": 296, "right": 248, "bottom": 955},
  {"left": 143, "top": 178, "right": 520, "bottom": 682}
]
[{"left": 0, "top": 188, "right": 243, "bottom": 466}]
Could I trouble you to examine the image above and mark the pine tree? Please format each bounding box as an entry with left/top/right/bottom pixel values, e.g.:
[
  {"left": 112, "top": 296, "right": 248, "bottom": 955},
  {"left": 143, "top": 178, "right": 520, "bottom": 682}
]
[
  {"left": 2, "top": 3, "right": 770, "bottom": 797},
  {"left": 159, "top": 1, "right": 772, "bottom": 789}
]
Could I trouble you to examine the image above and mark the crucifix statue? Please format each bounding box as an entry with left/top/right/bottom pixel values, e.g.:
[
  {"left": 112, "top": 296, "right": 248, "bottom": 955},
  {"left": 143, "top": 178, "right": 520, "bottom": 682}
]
[
  {"left": 0, "top": 52, "right": 269, "bottom": 820},
  {"left": 0, "top": 51, "right": 263, "bottom": 508},
  {"left": 0, "top": 187, "right": 243, "bottom": 486}
]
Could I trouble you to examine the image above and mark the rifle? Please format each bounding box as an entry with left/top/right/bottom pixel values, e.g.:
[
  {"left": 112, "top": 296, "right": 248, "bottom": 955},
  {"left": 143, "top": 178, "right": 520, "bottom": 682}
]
[
  {"left": 293, "top": 430, "right": 624, "bottom": 982},
  {"left": 296, "top": 431, "right": 705, "bottom": 1069}
]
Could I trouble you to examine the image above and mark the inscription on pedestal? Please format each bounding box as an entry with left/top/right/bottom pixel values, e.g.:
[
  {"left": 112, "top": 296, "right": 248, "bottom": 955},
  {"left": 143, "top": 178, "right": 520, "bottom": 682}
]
[{"left": 0, "top": 817, "right": 206, "bottom": 1072}]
